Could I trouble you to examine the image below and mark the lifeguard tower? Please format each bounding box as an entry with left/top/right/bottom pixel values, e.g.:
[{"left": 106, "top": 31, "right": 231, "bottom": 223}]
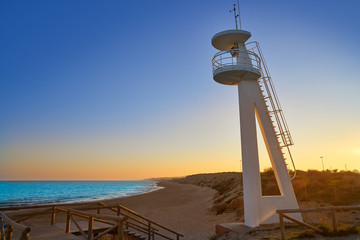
[{"left": 211, "top": 3, "right": 302, "bottom": 227}]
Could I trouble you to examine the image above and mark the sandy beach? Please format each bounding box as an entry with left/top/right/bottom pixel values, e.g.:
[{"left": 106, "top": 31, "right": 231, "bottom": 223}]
[
  {"left": 5, "top": 181, "right": 236, "bottom": 240},
  {"left": 111, "top": 181, "right": 236, "bottom": 240},
  {"left": 99, "top": 181, "right": 239, "bottom": 239}
]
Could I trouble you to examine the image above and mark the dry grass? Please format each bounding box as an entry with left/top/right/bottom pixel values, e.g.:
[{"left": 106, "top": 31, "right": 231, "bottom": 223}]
[
  {"left": 174, "top": 170, "right": 360, "bottom": 218},
  {"left": 291, "top": 170, "right": 360, "bottom": 205}
]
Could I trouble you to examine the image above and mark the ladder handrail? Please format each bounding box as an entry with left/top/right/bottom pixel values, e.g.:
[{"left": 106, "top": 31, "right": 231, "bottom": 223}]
[
  {"left": 250, "top": 42, "right": 293, "bottom": 144},
  {"left": 246, "top": 41, "right": 297, "bottom": 180}
]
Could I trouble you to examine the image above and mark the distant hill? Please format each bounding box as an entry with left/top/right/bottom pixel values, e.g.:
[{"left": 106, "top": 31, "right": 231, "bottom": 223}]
[{"left": 146, "top": 176, "right": 184, "bottom": 181}]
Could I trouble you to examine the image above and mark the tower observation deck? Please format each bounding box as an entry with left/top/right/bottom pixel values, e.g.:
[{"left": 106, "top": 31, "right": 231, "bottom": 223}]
[{"left": 212, "top": 29, "right": 261, "bottom": 85}]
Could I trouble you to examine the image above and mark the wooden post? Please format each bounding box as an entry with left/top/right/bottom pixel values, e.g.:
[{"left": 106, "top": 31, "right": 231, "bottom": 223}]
[
  {"left": 19, "top": 231, "right": 30, "bottom": 240},
  {"left": 97, "top": 203, "right": 101, "bottom": 214},
  {"left": 5, "top": 226, "right": 13, "bottom": 240},
  {"left": 0, "top": 221, "right": 4, "bottom": 240},
  {"left": 117, "top": 221, "right": 124, "bottom": 240},
  {"left": 19, "top": 227, "right": 30, "bottom": 240},
  {"left": 51, "top": 206, "right": 56, "bottom": 225},
  {"left": 331, "top": 209, "right": 337, "bottom": 232},
  {"left": 88, "top": 216, "right": 93, "bottom": 240},
  {"left": 279, "top": 213, "right": 285, "bottom": 240},
  {"left": 176, "top": 234, "right": 180, "bottom": 240},
  {"left": 147, "top": 222, "right": 151, "bottom": 240},
  {"left": 0, "top": 219, "right": 3, "bottom": 238},
  {"left": 117, "top": 206, "right": 121, "bottom": 216},
  {"left": 66, "top": 211, "right": 71, "bottom": 233},
  {"left": 0, "top": 218, "right": 4, "bottom": 240}
]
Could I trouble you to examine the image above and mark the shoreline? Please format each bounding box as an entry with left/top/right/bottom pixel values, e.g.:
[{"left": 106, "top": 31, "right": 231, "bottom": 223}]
[{"left": 0, "top": 180, "right": 163, "bottom": 209}]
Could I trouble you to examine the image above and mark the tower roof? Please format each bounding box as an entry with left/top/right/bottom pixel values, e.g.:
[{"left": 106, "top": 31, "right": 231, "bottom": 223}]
[{"left": 211, "top": 29, "right": 251, "bottom": 50}]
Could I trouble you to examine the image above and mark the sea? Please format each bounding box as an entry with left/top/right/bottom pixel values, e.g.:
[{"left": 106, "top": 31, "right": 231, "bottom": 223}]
[{"left": 0, "top": 181, "right": 161, "bottom": 208}]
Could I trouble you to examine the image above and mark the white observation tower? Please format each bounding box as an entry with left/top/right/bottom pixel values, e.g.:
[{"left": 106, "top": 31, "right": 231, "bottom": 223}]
[{"left": 211, "top": 4, "right": 302, "bottom": 227}]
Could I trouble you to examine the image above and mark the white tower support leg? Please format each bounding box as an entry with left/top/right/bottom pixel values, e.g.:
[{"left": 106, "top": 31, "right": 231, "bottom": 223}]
[{"left": 238, "top": 80, "right": 302, "bottom": 227}]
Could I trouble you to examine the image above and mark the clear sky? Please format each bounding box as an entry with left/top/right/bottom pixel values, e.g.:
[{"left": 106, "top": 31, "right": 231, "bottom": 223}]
[{"left": 1, "top": 0, "right": 359, "bottom": 180}]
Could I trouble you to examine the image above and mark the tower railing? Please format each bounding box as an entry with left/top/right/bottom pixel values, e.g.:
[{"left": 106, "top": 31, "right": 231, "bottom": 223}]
[
  {"left": 212, "top": 49, "right": 261, "bottom": 73},
  {"left": 246, "top": 41, "right": 297, "bottom": 180}
]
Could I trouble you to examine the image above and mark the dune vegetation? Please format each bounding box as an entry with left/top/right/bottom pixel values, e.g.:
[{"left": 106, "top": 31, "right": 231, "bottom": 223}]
[{"left": 174, "top": 169, "right": 360, "bottom": 216}]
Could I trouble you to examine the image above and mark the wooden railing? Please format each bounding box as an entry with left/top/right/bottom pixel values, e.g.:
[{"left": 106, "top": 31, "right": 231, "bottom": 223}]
[
  {"left": 60, "top": 208, "right": 126, "bottom": 240},
  {"left": 0, "top": 211, "right": 31, "bottom": 240},
  {"left": 0, "top": 202, "right": 183, "bottom": 240},
  {"left": 277, "top": 205, "right": 360, "bottom": 240},
  {"left": 79, "top": 202, "right": 184, "bottom": 240}
]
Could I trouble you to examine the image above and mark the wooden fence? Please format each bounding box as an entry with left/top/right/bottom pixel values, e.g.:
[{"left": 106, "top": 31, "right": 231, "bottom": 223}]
[
  {"left": 277, "top": 205, "right": 360, "bottom": 240},
  {"left": 78, "top": 202, "right": 184, "bottom": 240}
]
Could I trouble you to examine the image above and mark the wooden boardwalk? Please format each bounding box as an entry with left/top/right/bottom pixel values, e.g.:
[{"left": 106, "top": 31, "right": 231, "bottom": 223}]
[
  {"left": 12, "top": 225, "right": 81, "bottom": 240},
  {"left": 56, "top": 220, "right": 111, "bottom": 234},
  {"left": 11, "top": 221, "right": 110, "bottom": 240}
]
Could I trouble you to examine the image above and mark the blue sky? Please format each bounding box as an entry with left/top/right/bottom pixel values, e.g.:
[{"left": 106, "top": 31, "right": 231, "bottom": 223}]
[{"left": 1, "top": 0, "right": 360, "bottom": 180}]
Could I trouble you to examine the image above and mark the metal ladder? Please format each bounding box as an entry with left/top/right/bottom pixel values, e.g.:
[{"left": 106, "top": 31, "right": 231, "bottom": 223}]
[{"left": 246, "top": 41, "right": 297, "bottom": 180}]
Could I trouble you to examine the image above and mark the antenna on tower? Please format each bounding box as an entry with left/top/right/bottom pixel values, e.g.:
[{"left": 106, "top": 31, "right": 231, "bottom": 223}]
[
  {"left": 229, "top": 1, "right": 242, "bottom": 30},
  {"left": 229, "top": 4, "right": 238, "bottom": 29},
  {"left": 237, "top": 0, "right": 242, "bottom": 30}
]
